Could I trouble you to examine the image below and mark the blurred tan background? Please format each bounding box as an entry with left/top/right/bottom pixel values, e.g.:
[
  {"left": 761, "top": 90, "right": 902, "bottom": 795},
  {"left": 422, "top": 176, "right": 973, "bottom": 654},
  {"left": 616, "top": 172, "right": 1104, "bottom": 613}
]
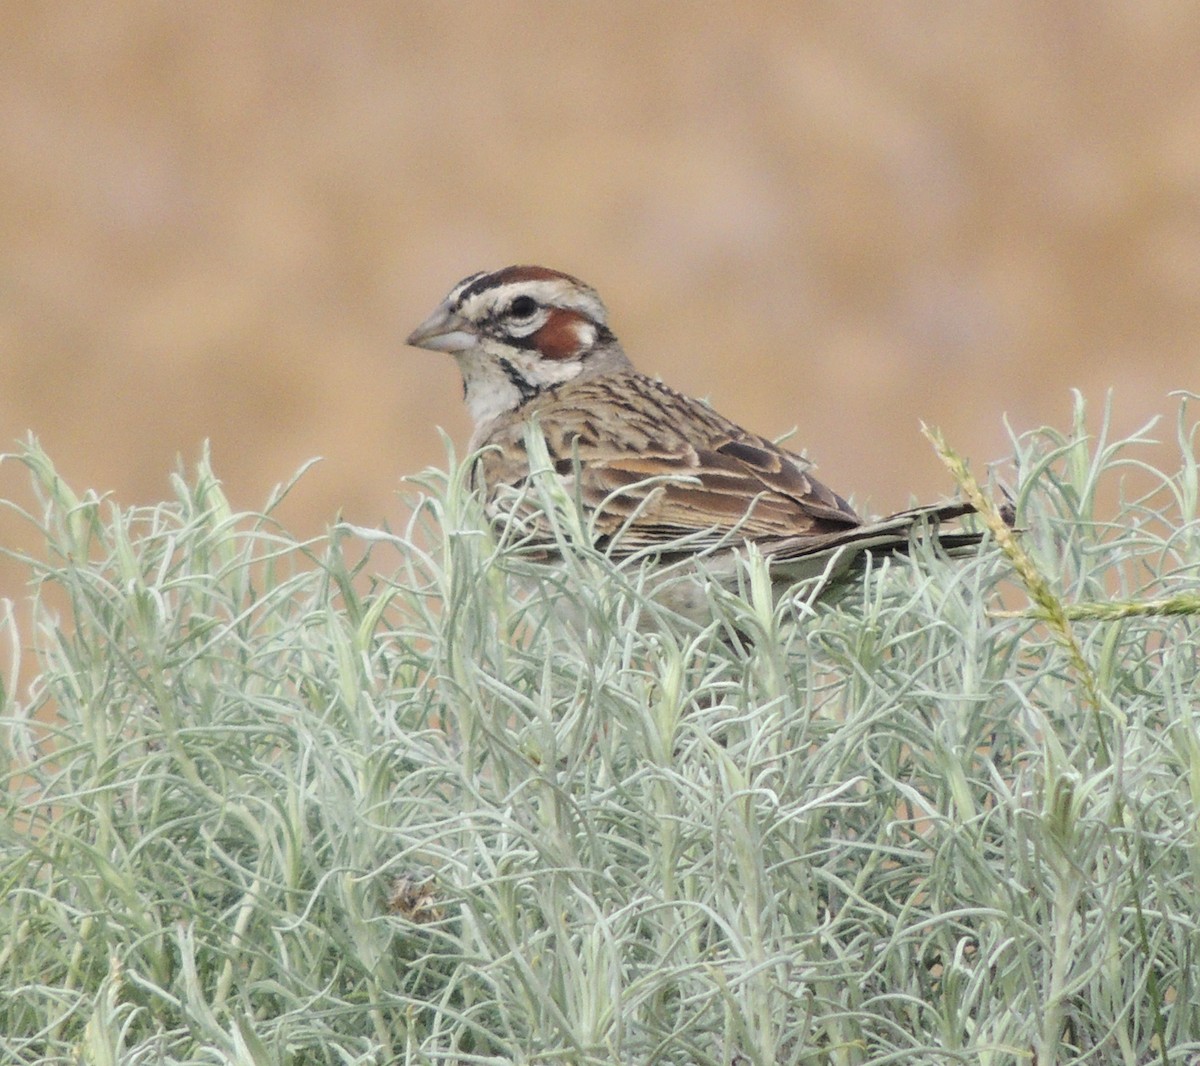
[{"left": 3, "top": 4, "right": 1198, "bottom": 598}]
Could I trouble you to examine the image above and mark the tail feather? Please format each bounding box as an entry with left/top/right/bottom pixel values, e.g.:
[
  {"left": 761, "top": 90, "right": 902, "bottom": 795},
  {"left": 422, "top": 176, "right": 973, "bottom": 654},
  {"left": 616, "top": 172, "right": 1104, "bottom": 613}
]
[{"left": 760, "top": 499, "right": 1006, "bottom": 580}]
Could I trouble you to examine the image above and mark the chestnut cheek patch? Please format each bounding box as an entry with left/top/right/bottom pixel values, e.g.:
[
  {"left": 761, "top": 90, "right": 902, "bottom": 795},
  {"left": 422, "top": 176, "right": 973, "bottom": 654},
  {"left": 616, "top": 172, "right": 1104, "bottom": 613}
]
[{"left": 532, "top": 310, "right": 597, "bottom": 361}]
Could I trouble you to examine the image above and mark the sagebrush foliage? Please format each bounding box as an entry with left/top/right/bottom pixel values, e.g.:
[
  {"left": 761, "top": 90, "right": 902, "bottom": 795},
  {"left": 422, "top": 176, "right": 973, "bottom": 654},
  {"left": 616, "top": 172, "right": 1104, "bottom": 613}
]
[{"left": 1, "top": 394, "right": 1198, "bottom": 1065}]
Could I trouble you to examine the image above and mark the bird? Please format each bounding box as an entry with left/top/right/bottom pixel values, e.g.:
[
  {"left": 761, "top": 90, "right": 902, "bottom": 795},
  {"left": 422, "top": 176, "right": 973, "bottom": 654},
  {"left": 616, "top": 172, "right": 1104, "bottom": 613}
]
[{"left": 405, "top": 265, "right": 994, "bottom": 621}]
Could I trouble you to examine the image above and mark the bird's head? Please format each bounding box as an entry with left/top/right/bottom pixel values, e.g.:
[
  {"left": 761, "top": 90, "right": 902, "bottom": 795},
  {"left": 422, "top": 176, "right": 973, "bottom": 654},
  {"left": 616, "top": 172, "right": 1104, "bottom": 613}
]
[{"left": 406, "top": 265, "right": 631, "bottom": 429}]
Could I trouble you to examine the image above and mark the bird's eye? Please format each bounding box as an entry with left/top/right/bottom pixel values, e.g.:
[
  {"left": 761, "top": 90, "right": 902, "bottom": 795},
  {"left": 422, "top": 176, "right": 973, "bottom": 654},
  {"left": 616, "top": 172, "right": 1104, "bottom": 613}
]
[{"left": 509, "top": 295, "right": 538, "bottom": 318}]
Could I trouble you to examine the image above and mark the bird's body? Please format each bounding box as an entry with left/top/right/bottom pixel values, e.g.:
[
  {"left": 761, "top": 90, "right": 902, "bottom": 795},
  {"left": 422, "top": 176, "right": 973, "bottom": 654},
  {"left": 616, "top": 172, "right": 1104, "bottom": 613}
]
[
  {"left": 473, "top": 370, "right": 862, "bottom": 554},
  {"left": 406, "top": 265, "right": 989, "bottom": 615}
]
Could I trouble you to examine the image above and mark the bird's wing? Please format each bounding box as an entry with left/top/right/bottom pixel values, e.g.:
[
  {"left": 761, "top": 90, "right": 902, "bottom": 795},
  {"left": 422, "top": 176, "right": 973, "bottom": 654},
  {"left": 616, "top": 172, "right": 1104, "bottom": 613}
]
[
  {"left": 576, "top": 444, "right": 859, "bottom": 551},
  {"left": 490, "top": 372, "right": 863, "bottom": 554}
]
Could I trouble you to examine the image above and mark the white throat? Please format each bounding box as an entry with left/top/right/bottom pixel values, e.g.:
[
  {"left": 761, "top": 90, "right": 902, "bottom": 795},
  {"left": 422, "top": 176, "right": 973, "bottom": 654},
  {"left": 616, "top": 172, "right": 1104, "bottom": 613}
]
[{"left": 454, "top": 348, "right": 585, "bottom": 445}]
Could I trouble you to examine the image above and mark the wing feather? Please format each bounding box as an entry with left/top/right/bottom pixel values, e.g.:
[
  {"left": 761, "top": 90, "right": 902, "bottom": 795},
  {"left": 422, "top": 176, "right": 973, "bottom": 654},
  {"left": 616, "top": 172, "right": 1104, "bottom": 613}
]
[{"left": 477, "top": 370, "right": 863, "bottom": 555}]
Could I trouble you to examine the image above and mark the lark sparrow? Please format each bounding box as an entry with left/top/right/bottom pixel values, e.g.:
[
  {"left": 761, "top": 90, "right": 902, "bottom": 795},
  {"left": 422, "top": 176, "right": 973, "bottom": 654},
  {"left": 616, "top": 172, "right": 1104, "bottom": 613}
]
[{"left": 406, "top": 265, "right": 990, "bottom": 618}]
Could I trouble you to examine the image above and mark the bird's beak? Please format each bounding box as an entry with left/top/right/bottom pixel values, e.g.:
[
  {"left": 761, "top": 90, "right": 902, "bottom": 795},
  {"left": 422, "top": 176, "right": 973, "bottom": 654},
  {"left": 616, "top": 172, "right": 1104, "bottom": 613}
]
[{"left": 405, "top": 304, "right": 477, "bottom": 353}]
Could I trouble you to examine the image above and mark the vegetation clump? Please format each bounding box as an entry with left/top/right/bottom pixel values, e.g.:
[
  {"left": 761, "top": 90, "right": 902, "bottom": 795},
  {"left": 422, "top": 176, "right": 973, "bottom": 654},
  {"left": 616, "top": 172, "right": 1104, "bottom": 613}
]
[{"left": 1, "top": 394, "right": 1197, "bottom": 1065}]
